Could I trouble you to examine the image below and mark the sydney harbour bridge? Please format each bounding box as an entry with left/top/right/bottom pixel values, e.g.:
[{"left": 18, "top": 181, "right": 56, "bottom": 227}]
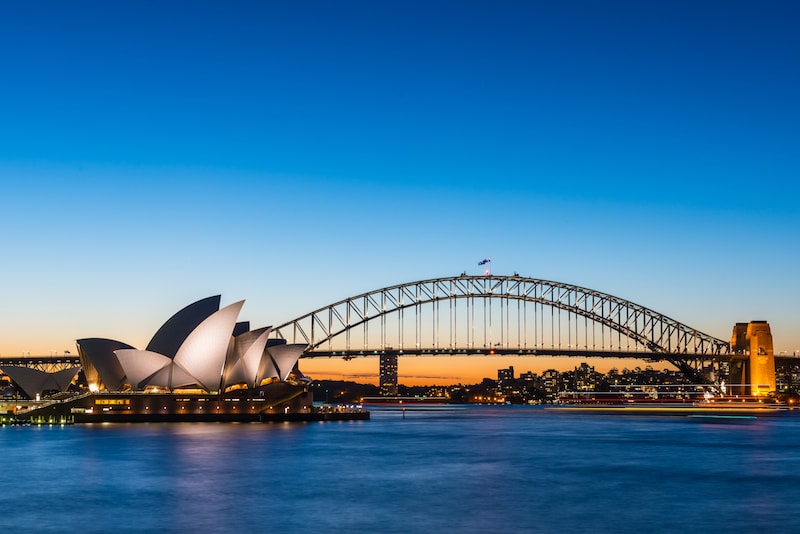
[
  {"left": 269, "top": 274, "right": 749, "bottom": 386},
  {"left": 1, "top": 275, "right": 779, "bottom": 389}
]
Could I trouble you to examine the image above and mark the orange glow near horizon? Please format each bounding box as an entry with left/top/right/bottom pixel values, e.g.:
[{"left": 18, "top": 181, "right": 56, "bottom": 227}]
[{"left": 300, "top": 356, "right": 665, "bottom": 386}]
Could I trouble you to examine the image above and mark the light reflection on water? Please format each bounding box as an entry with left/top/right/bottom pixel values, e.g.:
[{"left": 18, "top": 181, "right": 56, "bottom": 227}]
[{"left": 3, "top": 406, "right": 800, "bottom": 533}]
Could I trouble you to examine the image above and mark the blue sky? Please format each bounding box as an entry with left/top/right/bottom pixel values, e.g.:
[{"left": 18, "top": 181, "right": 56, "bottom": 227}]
[{"left": 1, "top": 1, "right": 798, "bottom": 378}]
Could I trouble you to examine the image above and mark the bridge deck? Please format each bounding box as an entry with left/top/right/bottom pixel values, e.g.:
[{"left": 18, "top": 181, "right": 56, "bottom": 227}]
[
  {"left": 303, "top": 348, "right": 730, "bottom": 361},
  {"left": 0, "top": 356, "right": 81, "bottom": 366}
]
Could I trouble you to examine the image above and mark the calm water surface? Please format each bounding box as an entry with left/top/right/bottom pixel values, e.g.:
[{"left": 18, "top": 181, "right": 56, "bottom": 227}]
[{"left": 3, "top": 406, "right": 800, "bottom": 533}]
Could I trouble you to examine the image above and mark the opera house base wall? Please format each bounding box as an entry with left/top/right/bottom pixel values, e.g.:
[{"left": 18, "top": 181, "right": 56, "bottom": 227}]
[{"left": 13, "top": 385, "right": 369, "bottom": 424}]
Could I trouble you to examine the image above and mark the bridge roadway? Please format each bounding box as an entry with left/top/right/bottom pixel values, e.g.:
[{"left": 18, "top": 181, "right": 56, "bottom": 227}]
[
  {"left": 306, "top": 348, "right": 706, "bottom": 360},
  {"left": 0, "top": 356, "right": 80, "bottom": 367},
  {"left": 302, "top": 348, "right": 800, "bottom": 363}
]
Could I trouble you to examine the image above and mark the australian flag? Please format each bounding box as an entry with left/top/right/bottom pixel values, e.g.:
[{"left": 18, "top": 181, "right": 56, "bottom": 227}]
[{"left": 478, "top": 258, "right": 491, "bottom": 265}]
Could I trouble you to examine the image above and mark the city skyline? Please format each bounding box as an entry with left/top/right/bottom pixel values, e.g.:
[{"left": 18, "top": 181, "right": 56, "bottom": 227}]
[{"left": 1, "top": 1, "right": 798, "bottom": 385}]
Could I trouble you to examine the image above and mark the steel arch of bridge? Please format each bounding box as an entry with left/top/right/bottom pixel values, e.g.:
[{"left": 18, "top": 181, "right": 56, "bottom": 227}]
[{"left": 272, "top": 275, "right": 730, "bottom": 377}]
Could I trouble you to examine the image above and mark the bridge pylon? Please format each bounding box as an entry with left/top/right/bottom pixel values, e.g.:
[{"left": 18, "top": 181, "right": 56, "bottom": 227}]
[{"left": 729, "top": 321, "right": 776, "bottom": 396}]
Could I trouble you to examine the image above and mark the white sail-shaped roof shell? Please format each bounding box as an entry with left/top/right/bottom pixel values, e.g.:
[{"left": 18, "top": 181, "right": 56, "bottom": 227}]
[
  {"left": 171, "top": 361, "right": 204, "bottom": 389},
  {"left": 173, "top": 300, "right": 244, "bottom": 392},
  {"left": 115, "top": 349, "right": 172, "bottom": 389},
  {"left": 116, "top": 349, "right": 210, "bottom": 390},
  {"left": 76, "top": 338, "right": 135, "bottom": 391},
  {"left": 145, "top": 363, "right": 173, "bottom": 388},
  {"left": 257, "top": 350, "right": 280, "bottom": 383},
  {"left": 147, "top": 360, "right": 199, "bottom": 389},
  {"left": 224, "top": 326, "right": 271, "bottom": 388},
  {"left": 266, "top": 344, "right": 306, "bottom": 381},
  {"left": 146, "top": 295, "right": 220, "bottom": 359},
  {"left": 0, "top": 366, "right": 80, "bottom": 399},
  {"left": 77, "top": 296, "right": 306, "bottom": 394}
]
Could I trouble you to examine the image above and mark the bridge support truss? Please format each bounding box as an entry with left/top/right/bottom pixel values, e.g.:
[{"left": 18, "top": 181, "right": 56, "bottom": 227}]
[{"left": 272, "top": 275, "right": 733, "bottom": 384}]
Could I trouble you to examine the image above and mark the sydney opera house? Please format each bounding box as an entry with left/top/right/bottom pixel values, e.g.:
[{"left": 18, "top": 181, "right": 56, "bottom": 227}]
[
  {"left": 77, "top": 295, "right": 305, "bottom": 395},
  {"left": 6, "top": 296, "right": 366, "bottom": 423}
]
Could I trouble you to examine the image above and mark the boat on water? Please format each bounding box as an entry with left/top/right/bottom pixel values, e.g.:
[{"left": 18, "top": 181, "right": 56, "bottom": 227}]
[
  {"left": 550, "top": 396, "right": 787, "bottom": 416},
  {"left": 557, "top": 390, "right": 703, "bottom": 406},
  {"left": 553, "top": 388, "right": 788, "bottom": 416}
]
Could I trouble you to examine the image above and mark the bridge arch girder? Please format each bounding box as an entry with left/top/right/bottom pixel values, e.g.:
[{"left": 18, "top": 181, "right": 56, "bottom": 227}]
[{"left": 271, "top": 275, "right": 730, "bottom": 359}]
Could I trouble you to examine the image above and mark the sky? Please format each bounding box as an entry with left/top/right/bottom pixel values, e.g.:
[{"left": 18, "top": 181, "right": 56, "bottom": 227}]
[{"left": 1, "top": 1, "right": 798, "bottom": 385}]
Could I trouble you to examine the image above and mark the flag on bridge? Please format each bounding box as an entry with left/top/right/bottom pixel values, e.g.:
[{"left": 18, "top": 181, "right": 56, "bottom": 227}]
[{"left": 478, "top": 258, "right": 491, "bottom": 265}]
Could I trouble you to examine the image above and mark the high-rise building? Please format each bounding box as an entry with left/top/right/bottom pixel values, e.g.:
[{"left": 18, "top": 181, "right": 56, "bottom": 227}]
[
  {"left": 498, "top": 366, "right": 514, "bottom": 385},
  {"left": 542, "top": 369, "right": 560, "bottom": 395},
  {"left": 379, "top": 353, "right": 398, "bottom": 396}
]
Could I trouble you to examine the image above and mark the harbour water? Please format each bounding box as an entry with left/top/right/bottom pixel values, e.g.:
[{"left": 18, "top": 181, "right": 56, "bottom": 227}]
[{"left": 3, "top": 405, "right": 800, "bottom": 533}]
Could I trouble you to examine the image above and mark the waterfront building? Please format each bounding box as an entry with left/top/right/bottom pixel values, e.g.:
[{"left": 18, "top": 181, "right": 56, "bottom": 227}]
[
  {"left": 775, "top": 361, "right": 800, "bottom": 392},
  {"left": 76, "top": 295, "right": 306, "bottom": 394},
  {"left": 498, "top": 366, "right": 514, "bottom": 385},
  {"left": 542, "top": 369, "right": 560, "bottom": 396},
  {"left": 520, "top": 370, "right": 537, "bottom": 381},
  {"left": 6, "top": 296, "right": 369, "bottom": 423},
  {"left": 570, "top": 362, "right": 600, "bottom": 391},
  {"left": 379, "top": 353, "right": 398, "bottom": 396}
]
